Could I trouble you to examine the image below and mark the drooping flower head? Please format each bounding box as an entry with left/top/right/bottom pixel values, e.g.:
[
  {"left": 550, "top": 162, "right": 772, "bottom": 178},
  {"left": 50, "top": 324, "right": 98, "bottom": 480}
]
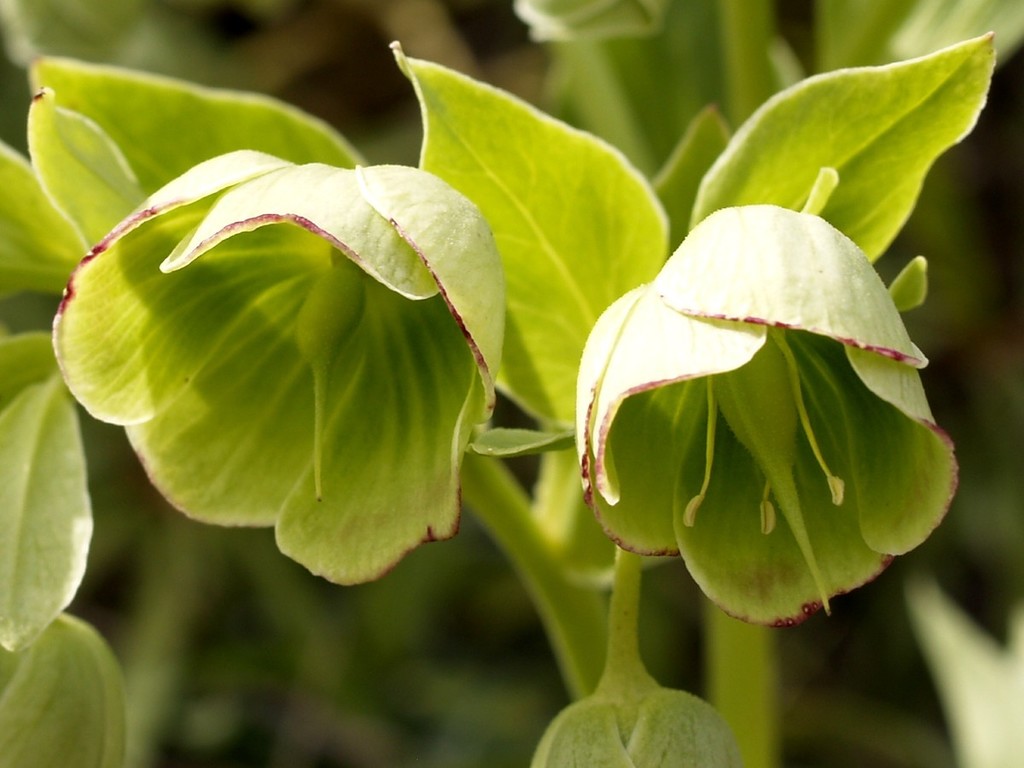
[
  {"left": 55, "top": 152, "right": 503, "bottom": 584},
  {"left": 577, "top": 205, "right": 956, "bottom": 625}
]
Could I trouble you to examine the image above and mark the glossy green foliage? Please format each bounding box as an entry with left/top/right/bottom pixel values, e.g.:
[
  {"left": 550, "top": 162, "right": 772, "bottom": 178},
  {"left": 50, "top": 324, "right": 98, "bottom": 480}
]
[{"left": 694, "top": 36, "right": 995, "bottom": 260}]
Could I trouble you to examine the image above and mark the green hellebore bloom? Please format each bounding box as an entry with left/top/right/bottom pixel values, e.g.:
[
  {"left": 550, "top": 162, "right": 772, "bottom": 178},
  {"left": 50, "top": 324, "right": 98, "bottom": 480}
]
[
  {"left": 55, "top": 151, "right": 503, "bottom": 584},
  {"left": 577, "top": 205, "right": 957, "bottom": 625},
  {"left": 514, "top": 0, "right": 669, "bottom": 41}
]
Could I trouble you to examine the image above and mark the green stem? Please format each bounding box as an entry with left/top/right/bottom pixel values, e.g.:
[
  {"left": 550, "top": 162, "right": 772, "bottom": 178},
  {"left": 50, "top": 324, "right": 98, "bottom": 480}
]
[
  {"left": 597, "top": 548, "right": 655, "bottom": 695},
  {"left": 461, "top": 452, "right": 607, "bottom": 699},
  {"left": 717, "top": 0, "right": 776, "bottom": 125},
  {"left": 705, "top": 602, "right": 780, "bottom": 768}
]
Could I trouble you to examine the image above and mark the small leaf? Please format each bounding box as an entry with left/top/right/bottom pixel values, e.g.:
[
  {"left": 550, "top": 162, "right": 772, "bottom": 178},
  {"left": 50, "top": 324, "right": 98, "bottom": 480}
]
[
  {"left": 0, "top": 140, "right": 83, "bottom": 296},
  {"left": 29, "top": 87, "right": 145, "bottom": 244},
  {"left": 889, "top": 255, "right": 929, "bottom": 312},
  {"left": 693, "top": 35, "right": 995, "bottom": 260},
  {"left": 470, "top": 427, "right": 575, "bottom": 458},
  {"left": 0, "top": 614, "right": 125, "bottom": 768},
  {"left": 397, "top": 45, "right": 667, "bottom": 422},
  {"left": 0, "top": 334, "right": 91, "bottom": 652}
]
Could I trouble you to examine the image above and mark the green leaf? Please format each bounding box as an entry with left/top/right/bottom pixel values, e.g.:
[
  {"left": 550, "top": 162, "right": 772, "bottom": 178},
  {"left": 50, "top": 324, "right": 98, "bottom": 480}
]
[
  {"left": 653, "top": 105, "right": 730, "bottom": 247},
  {"left": 55, "top": 158, "right": 503, "bottom": 584},
  {"left": 889, "top": 255, "right": 929, "bottom": 312},
  {"left": 29, "top": 87, "right": 145, "bottom": 245},
  {"left": 0, "top": 334, "right": 91, "bottom": 652},
  {"left": 515, "top": 0, "right": 670, "bottom": 41},
  {"left": 470, "top": 427, "right": 575, "bottom": 458},
  {"left": 397, "top": 45, "right": 667, "bottom": 422},
  {"left": 0, "top": 341, "right": 86, "bottom": 643},
  {"left": 693, "top": 35, "right": 995, "bottom": 260},
  {"left": 0, "top": 140, "right": 83, "bottom": 296},
  {"left": 31, "top": 56, "right": 362, "bottom": 196},
  {"left": 908, "top": 581, "right": 1024, "bottom": 768},
  {"left": 817, "top": 0, "right": 1024, "bottom": 70},
  {"left": 0, "top": 614, "right": 125, "bottom": 768}
]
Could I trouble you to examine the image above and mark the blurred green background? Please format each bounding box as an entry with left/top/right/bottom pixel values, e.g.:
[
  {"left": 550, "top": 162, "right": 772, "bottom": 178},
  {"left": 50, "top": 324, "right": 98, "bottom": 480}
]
[{"left": 0, "top": 1, "right": 1021, "bottom": 766}]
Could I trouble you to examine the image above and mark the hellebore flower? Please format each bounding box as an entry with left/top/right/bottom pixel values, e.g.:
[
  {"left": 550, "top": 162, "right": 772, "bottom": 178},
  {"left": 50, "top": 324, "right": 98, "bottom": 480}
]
[
  {"left": 514, "top": 0, "right": 669, "bottom": 41},
  {"left": 54, "top": 151, "right": 503, "bottom": 583},
  {"left": 577, "top": 205, "right": 957, "bottom": 625}
]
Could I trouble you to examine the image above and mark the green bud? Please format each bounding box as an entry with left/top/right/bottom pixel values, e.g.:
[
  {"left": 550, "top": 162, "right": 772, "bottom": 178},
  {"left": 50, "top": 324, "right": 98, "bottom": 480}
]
[{"left": 531, "top": 686, "right": 742, "bottom": 767}]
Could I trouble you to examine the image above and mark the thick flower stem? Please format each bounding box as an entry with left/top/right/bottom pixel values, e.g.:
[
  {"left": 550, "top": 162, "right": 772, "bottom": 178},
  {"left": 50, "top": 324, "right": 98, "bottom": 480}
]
[
  {"left": 461, "top": 453, "right": 608, "bottom": 699},
  {"left": 597, "top": 548, "right": 656, "bottom": 696},
  {"left": 705, "top": 603, "right": 781, "bottom": 768}
]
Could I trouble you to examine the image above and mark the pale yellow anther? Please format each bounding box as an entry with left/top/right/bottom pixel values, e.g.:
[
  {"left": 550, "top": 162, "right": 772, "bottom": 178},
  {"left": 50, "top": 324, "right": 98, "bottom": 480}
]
[
  {"left": 684, "top": 381, "right": 718, "bottom": 528},
  {"left": 760, "top": 482, "right": 776, "bottom": 535},
  {"left": 773, "top": 333, "right": 845, "bottom": 507}
]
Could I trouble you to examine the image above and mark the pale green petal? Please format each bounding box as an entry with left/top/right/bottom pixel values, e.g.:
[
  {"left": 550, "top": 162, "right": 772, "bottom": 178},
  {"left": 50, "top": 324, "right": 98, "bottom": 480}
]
[
  {"left": 103, "top": 150, "right": 294, "bottom": 244},
  {"left": 657, "top": 206, "right": 924, "bottom": 364},
  {"left": 578, "top": 285, "right": 763, "bottom": 505},
  {"left": 356, "top": 164, "right": 503, "bottom": 409},
  {"left": 161, "top": 164, "right": 437, "bottom": 300}
]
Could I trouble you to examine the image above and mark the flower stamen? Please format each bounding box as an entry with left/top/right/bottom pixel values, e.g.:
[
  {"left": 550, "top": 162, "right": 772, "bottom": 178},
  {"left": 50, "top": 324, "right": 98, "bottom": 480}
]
[
  {"left": 684, "top": 381, "right": 718, "bottom": 527},
  {"left": 760, "top": 482, "right": 776, "bottom": 534},
  {"left": 774, "top": 333, "right": 845, "bottom": 506}
]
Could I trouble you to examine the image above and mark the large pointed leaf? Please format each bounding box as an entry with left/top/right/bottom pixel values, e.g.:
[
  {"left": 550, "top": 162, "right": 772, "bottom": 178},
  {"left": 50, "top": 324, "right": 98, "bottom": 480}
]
[
  {"left": 31, "top": 56, "right": 362, "bottom": 195},
  {"left": 693, "top": 35, "right": 994, "bottom": 260},
  {"left": 0, "top": 334, "right": 91, "bottom": 651},
  {"left": 0, "top": 140, "right": 83, "bottom": 296},
  {"left": 0, "top": 614, "right": 124, "bottom": 768},
  {"left": 397, "top": 45, "right": 667, "bottom": 422}
]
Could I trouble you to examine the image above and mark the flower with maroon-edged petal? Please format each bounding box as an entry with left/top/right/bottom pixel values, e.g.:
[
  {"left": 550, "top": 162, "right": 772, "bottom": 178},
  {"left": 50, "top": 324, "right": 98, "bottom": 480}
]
[
  {"left": 577, "top": 204, "right": 956, "bottom": 625},
  {"left": 55, "top": 151, "right": 503, "bottom": 583}
]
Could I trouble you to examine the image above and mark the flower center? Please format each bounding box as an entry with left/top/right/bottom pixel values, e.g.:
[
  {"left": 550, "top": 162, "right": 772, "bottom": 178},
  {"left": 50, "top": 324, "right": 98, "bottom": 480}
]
[{"left": 680, "top": 330, "right": 846, "bottom": 613}]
